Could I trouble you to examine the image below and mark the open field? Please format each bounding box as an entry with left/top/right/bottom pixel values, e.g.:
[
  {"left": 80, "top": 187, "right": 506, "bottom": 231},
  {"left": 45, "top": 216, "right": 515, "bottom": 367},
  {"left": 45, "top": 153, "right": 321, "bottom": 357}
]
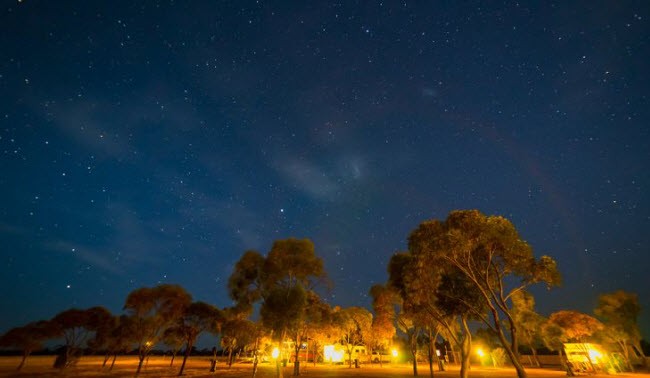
[{"left": 1, "top": 356, "right": 649, "bottom": 378}]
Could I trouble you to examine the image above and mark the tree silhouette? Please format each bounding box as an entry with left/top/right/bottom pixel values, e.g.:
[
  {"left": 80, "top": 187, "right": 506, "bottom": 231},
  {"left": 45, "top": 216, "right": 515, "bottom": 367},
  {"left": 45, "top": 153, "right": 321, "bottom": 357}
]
[
  {"left": 0, "top": 320, "right": 57, "bottom": 370},
  {"left": 595, "top": 290, "right": 646, "bottom": 369},
  {"left": 51, "top": 306, "right": 112, "bottom": 368},
  {"left": 123, "top": 284, "right": 192, "bottom": 376},
  {"left": 408, "top": 210, "right": 561, "bottom": 378},
  {"left": 228, "top": 238, "right": 326, "bottom": 378},
  {"left": 171, "top": 301, "right": 223, "bottom": 376}
]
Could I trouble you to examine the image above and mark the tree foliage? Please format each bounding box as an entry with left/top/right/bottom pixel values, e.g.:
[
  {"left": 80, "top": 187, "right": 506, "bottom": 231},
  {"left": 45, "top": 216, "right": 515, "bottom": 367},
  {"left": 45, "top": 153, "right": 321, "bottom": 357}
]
[
  {"left": 123, "top": 284, "right": 192, "bottom": 375},
  {"left": 548, "top": 310, "right": 604, "bottom": 342},
  {"left": 408, "top": 210, "right": 561, "bottom": 378},
  {"left": 227, "top": 238, "right": 326, "bottom": 377},
  {"left": 0, "top": 320, "right": 57, "bottom": 370}
]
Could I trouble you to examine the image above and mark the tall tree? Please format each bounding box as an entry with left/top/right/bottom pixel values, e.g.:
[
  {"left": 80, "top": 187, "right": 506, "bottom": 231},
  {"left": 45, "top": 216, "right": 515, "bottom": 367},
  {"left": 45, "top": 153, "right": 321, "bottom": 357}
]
[
  {"left": 124, "top": 284, "right": 192, "bottom": 376},
  {"left": 594, "top": 290, "right": 646, "bottom": 368},
  {"left": 387, "top": 250, "right": 479, "bottom": 378},
  {"left": 511, "top": 290, "right": 545, "bottom": 367},
  {"left": 0, "top": 320, "right": 57, "bottom": 370},
  {"left": 162, "top": 326, "right": 185, "bottom": 367},
  {"left": 368, "top": 284, "right": 396, "bottom": 366},
  {"left": 171, "top": 301, "right": 223, "bottom": 376},
  {"left": 408, "top": 210, "right": 561, "bottom": 378},
  {"left": 228, "top": 238, "right": 326, "bottom": 378},
  {"left": 334, "top": 306, "right": 372, "bottom": 368},
  {"left": 539, "top": 319, "right": 568, "bottom": 368},
  {"left": 51, "top": 306, "right": 112, "bottom": 368}
]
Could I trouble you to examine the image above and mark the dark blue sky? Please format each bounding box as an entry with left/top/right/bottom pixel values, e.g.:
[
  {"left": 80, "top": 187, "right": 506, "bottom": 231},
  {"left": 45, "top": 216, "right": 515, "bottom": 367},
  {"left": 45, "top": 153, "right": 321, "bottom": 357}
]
[{"left": 2, "top": 1, "right": 649, "bottom": 339}]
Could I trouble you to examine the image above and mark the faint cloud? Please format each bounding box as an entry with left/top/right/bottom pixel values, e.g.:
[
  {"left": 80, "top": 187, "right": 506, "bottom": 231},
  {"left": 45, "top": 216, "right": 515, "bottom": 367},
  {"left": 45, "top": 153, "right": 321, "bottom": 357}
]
[
  {"left": 44, "top": 240, "right": 123, "bottom": 275},
  {"left": 47, "top": 100, "right": 131, "bottom": 159},
  {"left": 273, "top": 157, "right": 339, "bottom": 200}
]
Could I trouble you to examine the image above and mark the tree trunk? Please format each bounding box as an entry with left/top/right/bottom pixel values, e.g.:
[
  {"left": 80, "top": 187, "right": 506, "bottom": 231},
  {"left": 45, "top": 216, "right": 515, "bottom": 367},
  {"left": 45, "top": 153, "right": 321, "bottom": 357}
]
[
  {"left": 136, "top": 352, "right": 146, "bottom": 376},
  {"left": 494, "top": 317, "right": 527, "bottom": 378},
  {"left": 178, "top": 340, "right": 193, "bottom": 376},
  {"left": 102, "top": 353, "right": 110, "bottom": 367},
  {"left": 17, "top": 351, "right": 29, "bottom": 370},
  {"left": 293, "top": 338, "right": 301, "bottom": 376},
  {"left": 411, "top": 331, "right": 418, "bottom": 376},
  {"left": 459, "top": 318, "right": 471, "bottom": 378},
  {"left": 531, "top": 346, "right": 541, "bottom": 367},
  {"left": 170, "top": 350, "right": 177, "bottom": 367},
  {"left": 110, "top": 354, "right": 117, "bottom": 370},
  {"left": 427, "top": 328, "right": 434, "bottom": 378},
  {"left": 252, "top": 338, "right": 259, "bottom": 378}
]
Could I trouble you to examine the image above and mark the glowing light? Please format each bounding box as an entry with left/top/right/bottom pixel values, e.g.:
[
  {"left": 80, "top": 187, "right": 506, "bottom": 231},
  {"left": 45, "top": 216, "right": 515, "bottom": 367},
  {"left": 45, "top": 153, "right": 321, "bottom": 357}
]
[
  {"left": 324, "top": 345, "right": 344, "bottom": 362},
  {"left": 588, "top": 348, "right": 602, "bottom": 361},
  {"left": 476, "top": 348, "right": 485, "bottom": 357},
  {"left": 391, "top": 349, "right": 398, "bottom": 357},
  {"left": 272, "top": 347, "right": 280, "bottom": 359}
]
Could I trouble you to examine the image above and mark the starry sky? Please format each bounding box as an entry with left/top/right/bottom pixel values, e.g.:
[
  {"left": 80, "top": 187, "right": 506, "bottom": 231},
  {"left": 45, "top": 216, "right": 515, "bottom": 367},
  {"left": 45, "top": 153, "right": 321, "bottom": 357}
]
[{"left": 1, "top": 1, "right": 649, "bottom": 341}]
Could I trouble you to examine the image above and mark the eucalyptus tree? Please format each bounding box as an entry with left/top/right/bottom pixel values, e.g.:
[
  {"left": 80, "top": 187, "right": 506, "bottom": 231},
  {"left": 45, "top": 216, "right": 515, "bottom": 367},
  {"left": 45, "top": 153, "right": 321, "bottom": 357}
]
[
  {"left": 510, "top": 290, "right": 545, "bottom": 367},
  {"left": 124, "top": 284, "right": 192, "bottom": 376},
  {"left": 0, "top": 320, "right": 57, "bottom": 370},
  {"left": 51, "top": 306, "right": 112, "bottom": 368},
  {"left": 228, "top": 238, "right": 326, "bottom": 378},
  {"left": 171, "top": 301, "right": 223, "bottom": 376},
  {"left": 548, "top": 310, "right": 605, "bottom": 373},
  {"left": 221, "top": 308, "right": 255, "bottom": 368},
  {"left": 162, "top": 326, "right": 185, "bottom": 367},
  {"left": 548, "top": 310, "right": 604, "bottom": 342},
  {"left": 103, "top": 315, "right": 137, "bottom": 370},
  {"left": 368, "top": 284, "right": 396, "bottom": 366},
  {"left": 595, "top": 290, "right": 646, "bottom": 369},
  {"left": 334, "top": 306, "right": 372, "bottom": 368},
  {"left": 387, "top": 250, "right": 479, "bottom": 378},
  {"left": 408, "top": 210, "right": 561, "bottom": 378}
]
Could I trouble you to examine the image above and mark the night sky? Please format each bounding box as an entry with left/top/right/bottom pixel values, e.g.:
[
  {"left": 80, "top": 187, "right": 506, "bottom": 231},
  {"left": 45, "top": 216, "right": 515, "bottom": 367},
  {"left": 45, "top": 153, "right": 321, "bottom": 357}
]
[{"left": 2, "top": 1, "right": 649, "bottom": 341}]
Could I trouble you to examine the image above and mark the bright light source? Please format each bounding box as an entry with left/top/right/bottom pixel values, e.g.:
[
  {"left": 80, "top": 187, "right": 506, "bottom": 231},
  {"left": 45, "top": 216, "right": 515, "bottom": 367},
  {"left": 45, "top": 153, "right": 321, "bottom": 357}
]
[
  {"left": 324, "top": 345, "right": 344, "bottom": 362},
  {"left": 476, "top": 348, "right": 485, "bottom": 357},
  {"left": 272, "top": 347, "right": 280, "bottom": 359},
  {"left": 436, "top": 349, "right": 441, "bottom": 357},
  {"left": 588, "top": 348, "right": 602, "bottom": 361},
  {"left": 391, "top": 349, "right": 398, "bottom": 357}
]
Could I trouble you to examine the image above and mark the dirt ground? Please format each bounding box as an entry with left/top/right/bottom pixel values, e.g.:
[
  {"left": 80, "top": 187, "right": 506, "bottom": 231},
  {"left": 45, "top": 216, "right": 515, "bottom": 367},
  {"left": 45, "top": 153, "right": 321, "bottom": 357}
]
[{"left": 0, "top": 356, "right": 648, "bottom": 378}]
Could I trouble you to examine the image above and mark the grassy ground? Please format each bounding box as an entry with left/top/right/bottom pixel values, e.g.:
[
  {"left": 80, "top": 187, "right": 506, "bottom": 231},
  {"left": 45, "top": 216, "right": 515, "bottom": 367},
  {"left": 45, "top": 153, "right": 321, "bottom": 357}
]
[{"left": 0, "top": 356, "right": 648, "bottom": 378}]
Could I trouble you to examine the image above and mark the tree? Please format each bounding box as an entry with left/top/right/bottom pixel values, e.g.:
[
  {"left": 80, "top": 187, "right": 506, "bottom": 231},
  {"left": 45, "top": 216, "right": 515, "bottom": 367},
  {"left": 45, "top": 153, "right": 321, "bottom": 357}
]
[
  {"left": 0, "top": 320, "right": 57, "bottom": 370},
  {"left": 124, "top": 284, "right": 192, "bottom": 376},
  {"left": 368, "top": 284, "right": 396, "bottom": 366},
  {"left": 162, "top": 327, "right": 185, "bottom": 367},
  {"left": 220, "top": 309, "right": 255, "bottom": 368},
  {"left": 51, "top": 306, "right": 112, "bottom": 368},
  {"left": 408, "top": 210, "right": 561, "bottom": 378},
  {"left": 387, "top": 250, "right": 480, "bottom": 378},
  {"left": 511, "top": 290, "right": 545, "bottom": 367},
  {"left": 171, "top": 301, "right": 223, "bottom": 376},
  {"left": 548, "top": 310, "right": 604, "bottom": 342},
  {"left": 228, "top": 238, "right": 326, "bottom": 378},
  {"left": 334, "top": 306, "right": 372, "bottom": 368},
  {"left": 539, "top": 319, "right": 568, "bottom": 367},
  {"left": 595, "top": 290, "right": 646, "bottom": 369},
  {"left": 103, "top": 315, "right": 137, "bottom": 370},
  {"left": 548, "top": 310, "right": 604, "bottom": 373}
]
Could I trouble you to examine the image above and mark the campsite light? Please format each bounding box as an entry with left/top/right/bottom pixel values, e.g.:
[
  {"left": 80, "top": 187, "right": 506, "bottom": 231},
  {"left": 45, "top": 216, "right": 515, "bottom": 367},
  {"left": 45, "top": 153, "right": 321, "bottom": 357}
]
[
  {"left": 588, "top": 348, "right": 602, "bottom": 362},
  {"left": 391, "top": 349, "right": 398, "bottom": 357},
  {"left": 272, "top": 347, "right": 280, "bottom": 359},
  {"left": 476, "top": 348, "right": 485, "bottom": 358}
]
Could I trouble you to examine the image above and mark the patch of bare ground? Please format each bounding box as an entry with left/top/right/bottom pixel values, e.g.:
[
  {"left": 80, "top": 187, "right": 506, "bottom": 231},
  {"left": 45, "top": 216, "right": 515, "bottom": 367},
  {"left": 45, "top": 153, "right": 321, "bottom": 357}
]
[{"left": 1, "top": 357, "right": 648, "bottom": 378}]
